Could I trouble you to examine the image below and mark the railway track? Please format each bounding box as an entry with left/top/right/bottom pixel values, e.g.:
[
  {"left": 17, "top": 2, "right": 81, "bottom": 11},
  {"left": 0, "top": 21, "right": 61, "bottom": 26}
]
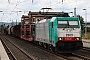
[
  {"left": 60, "top": 47, "right": 90, "bottom": 60},
  {"left": 83, "top": 47, "right": 90, "bottom": 51},
  {"left": 0, "top": 35, "right": 34, "bottom": 60},
  {"left": 4, "top": 35, "right": 73, "bottom": 60},
  {"left": 1, "top": 34, "right": 90, "bottom": 60},
  {"left": 71, "top": 53, "right": 90, "bottom": 60},
  {"left": 29, "top": 41, "right": 90, "bottom": 60},
  {"left": 0, "top": 38, "right": 17, "bottom": 60},
  {"left": 27, "top": 40, "right": 90, "bottom": 60},
  {"left": 72, "top": 47, "right": 90, "bottom": 60},
  {"left": 66, "top": 47, "right": 90, "bottom": 60},
  {"left": 34, "top": 44, "right": 90, "bottom": 60}
]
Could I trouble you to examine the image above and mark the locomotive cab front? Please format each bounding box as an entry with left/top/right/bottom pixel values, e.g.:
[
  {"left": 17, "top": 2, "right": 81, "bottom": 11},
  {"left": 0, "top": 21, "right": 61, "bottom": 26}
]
[{"left": 55, "top": 17, "right": 83, "bottom": 52}]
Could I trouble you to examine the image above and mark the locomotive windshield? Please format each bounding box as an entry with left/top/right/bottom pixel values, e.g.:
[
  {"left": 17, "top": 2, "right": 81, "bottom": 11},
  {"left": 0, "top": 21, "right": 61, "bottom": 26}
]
[{"left": 58, "top": 20, "right": 79, "bottom": 28}]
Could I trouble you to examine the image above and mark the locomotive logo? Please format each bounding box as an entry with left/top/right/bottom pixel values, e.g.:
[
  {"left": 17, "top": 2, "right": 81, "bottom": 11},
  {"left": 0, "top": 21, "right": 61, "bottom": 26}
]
[{"left": 66, "top": 34, "right": 73, "bottom": 36}]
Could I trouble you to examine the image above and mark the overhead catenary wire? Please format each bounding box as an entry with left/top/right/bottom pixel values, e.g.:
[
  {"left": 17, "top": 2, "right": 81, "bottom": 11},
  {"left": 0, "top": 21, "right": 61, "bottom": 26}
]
[
  {"left": 21, "top": 0, "right": 38, "bottom": 12},
  {"left": 2, "top": 0, "right": 66, "bottom": 22},
  {"left": 3, "top": 0, "right": 34, "bottom": 20},
  {"left": 46, "top": 0, "right": 66, "bottom": 12},
  {"left": 3, "top": 0, "right": 21, "bottom": 21},
  {"left": 0, "top": 13, "right": 4, "bottom": 22},
  {"left": 1, "top": 0, "right": 90, "bottom": 22},
  {"left": 1, "top": 13, "right": 4, "bottom": 20},
  {"left": 2, "top": 0, "right": 65, "bottom": 22},
  {"left": 1, "top": 0, "right": 34, "bottom": 22},
  {"left": 0, "top": 0, "right": 11, "bottom": 21},
  {"left": 47, "top": 0, "right": 66, "bottom": 8},
  {"left": 32, "top": 0, "right": 33, "bottom": 4},
  {"left": 8, "top": 0, "right": 10, "bottom": 4}
]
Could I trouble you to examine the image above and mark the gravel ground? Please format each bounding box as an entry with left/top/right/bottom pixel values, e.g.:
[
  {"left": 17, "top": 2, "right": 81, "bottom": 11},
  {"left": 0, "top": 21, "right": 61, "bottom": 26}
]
[{"left": 5, "top": 35, "right": 66, "bottom": 60}]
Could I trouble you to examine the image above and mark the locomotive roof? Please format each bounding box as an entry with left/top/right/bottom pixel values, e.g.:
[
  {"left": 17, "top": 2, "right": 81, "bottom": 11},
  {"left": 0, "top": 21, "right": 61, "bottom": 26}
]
[{"left": 50, "top": 17, "right": 79, "bottom": 22}]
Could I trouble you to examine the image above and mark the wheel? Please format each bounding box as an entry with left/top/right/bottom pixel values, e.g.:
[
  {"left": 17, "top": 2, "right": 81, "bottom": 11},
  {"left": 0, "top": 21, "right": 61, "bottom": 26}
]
[
  {"left": 43, "top": 43, "right": 47, "bottom": 49},
  {"left": 39, "top": 42, "right": 43, "bottom": 47},
  {"left": 34, "top": 41, "right": 39, "bottom": 45},
  {"left": 49, "top": 44, "right": 55, "bottom": 52}
]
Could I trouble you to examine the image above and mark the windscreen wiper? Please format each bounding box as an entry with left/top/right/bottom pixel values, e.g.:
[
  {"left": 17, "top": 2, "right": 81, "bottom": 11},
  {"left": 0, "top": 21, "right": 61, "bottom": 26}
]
[
  {"left": 63, "top": 21, "right": 74, "bottom": 30},
  {"left": 67, "top": 21, "right": 74, "bottom": 30}
]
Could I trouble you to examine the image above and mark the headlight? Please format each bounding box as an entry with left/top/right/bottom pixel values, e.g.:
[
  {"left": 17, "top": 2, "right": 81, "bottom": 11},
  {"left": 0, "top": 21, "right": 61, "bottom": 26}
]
[
  {"left": 67, "top": 29, "right": 70, "bottom": 32},
  {"left": 75, "top": 37, "right": 80, "bottom": 40},
  {"left": 59, "top": 38, "right": 62, "bottom": 40},
  {"left": 58, "top": 37, "right": 64, "bottom": 41}
]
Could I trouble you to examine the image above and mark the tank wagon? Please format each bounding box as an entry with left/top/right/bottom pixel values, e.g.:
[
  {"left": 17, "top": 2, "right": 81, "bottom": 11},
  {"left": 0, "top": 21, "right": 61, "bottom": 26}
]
[
  {"left": 13, "top": 25, "right": 21, "bottom": 38},
  {"left": 35, "top": 17, "right": 83, "bottom": 53}
]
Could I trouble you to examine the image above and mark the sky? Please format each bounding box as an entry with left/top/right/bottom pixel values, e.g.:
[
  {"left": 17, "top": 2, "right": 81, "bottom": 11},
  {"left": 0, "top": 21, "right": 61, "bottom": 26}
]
[{"left": 0, "top": 0, "right": 90, "bottom": 23}]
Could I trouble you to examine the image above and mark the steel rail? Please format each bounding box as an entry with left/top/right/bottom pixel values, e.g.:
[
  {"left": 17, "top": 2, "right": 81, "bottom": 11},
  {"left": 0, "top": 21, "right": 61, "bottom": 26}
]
[
  {"left": 0, "top": 38, "right": 17, "bottom": 60},
  {"left": 72, "top": 53, "right": 90, "bottom": 60},
  {"left": 4, "top": 36, "right": 34, "bottom": 60}
]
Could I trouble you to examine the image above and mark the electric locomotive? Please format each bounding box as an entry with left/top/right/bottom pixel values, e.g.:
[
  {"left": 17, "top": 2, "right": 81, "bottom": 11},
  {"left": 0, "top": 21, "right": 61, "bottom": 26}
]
[{"left": 35, "top": 17, "right": 83, "bottom": 53}]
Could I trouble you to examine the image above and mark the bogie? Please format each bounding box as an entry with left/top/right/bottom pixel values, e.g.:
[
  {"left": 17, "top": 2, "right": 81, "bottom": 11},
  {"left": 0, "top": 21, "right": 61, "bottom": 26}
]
[{"left": 43, "top": 43, "right": 47, "bottom": 49}]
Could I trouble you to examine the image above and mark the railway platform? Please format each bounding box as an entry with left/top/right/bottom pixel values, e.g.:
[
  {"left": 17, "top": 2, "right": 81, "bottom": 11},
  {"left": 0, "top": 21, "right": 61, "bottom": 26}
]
[
  {"left": 82, "top": 39, "right": 90, "bottom": 48},
  {"left": 0, "top": 40, "right": 10, "bottom": 60},
  {"left": 82, "top": 39, "right": 90, "bottom": 42}
]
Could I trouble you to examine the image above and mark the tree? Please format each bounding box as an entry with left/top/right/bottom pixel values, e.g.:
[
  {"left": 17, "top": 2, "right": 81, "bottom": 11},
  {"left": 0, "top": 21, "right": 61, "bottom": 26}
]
[
  {"left": 76, "top": 15, "right": 84, "bottom": 33},
  {"left": 18, "top": 22, "right": 21, "bottom": 25}
]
